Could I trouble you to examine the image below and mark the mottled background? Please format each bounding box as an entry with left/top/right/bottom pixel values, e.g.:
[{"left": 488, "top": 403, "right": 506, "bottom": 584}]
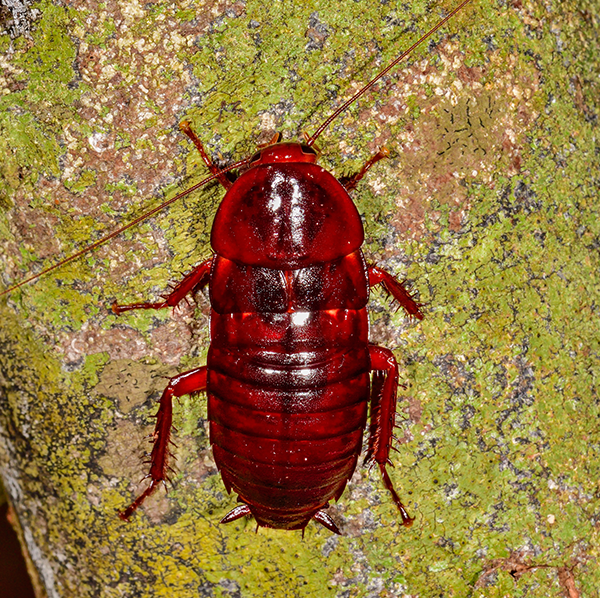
[{"left": 0, "top": 0, "right": 598, "bottom": 596}]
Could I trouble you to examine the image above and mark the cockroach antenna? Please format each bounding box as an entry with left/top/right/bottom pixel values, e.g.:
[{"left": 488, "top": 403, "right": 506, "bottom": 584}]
[
  {"left": 0, "top": 158, "right": 248, "bottom": 298},
  {"left": 0, "top": 0, "right": 472, "bottom": 299},
  {"left": 305, "top": 0, "right": 473, "bottom": 146}
]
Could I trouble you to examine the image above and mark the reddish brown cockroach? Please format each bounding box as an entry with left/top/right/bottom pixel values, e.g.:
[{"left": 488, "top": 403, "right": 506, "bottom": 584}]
[{"left": 1, "top": 0, "right": 472, "bottom": 534}]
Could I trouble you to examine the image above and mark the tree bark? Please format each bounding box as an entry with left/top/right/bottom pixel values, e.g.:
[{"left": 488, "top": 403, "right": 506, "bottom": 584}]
[{"left": 0, "top": 0, "right": 598, "bottom": 596}]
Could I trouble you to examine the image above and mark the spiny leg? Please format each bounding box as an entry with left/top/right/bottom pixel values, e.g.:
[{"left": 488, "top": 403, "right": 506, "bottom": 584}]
[
  {"left": 367, "top": 345, "right": 414, "bottom": 527},
  {"left": 119, "top": 367, "right": 208, "bottom": 520},
  {"left": 340, "top": 147, "right": 389, "bottom": 191},
  {"left": 179, "top": 121, "right": 234, "bottom": 190},
  {"left": 368, "top": 265, "right": 424, "bottom": 320},
  {"left": 112, "top": 257, "right": 212, "bottom": 314}
]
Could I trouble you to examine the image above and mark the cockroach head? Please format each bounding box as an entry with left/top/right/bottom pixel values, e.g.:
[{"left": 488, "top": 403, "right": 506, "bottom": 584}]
[{"left": 249, "top": 142, "right": 318, "bottom": 167}]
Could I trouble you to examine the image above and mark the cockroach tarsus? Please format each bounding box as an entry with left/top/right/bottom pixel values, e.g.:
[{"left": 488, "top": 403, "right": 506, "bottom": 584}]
[{"left": 1, "top": 0, "right": 473, "bottom": 534}]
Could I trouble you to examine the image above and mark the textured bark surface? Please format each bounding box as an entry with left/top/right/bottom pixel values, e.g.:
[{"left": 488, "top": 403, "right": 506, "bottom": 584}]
[{"left": 0, "top": 0, "right": 598, "bottom": 596}]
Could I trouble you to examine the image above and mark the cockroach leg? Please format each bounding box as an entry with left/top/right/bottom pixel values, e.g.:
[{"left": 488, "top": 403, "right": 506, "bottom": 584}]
[
  {"left": 340, "top": 147, "right": 390, "bottom": 191},
  {"left": 368, "top": 265, "right": 424, "bottom": 320},
  {"left": 367, "top": 345, "right": 414, "bottom": 528},
  {"left": 111, "top": 258, "right": 212, "bottom": 314},
  {"left": 179, "top": 121, "right": 234, "bottom": 190},
  {"left": 119, "top": 366, "right": 208, "bottom": 520}
]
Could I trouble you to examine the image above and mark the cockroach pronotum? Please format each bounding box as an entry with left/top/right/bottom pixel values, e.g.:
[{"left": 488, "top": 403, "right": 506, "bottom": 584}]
[{"left": 1, "top": 0, "right": 473, "bottom": 534}]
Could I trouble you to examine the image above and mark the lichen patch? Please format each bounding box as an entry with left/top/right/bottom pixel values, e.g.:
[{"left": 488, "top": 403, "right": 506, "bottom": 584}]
[
  {"left": 348, "top": 42, "right": 541, "bottom": 240},
  {"left": 92, "top": 358, "right": 179, "bottom": 413},
  {"left": 60, "top": 320, "right": 149, "bottom": 364}
]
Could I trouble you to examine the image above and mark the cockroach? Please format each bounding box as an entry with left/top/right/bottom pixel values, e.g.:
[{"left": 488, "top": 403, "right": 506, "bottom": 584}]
[{"left": 1, "top": 0, "right": 473, "bottom": 534}]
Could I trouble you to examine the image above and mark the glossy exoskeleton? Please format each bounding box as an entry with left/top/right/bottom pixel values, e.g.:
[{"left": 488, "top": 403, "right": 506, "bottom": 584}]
[
  {"left": 115, "top": 136, "right": 424, "bottom": 532},
  {"left": 114, "top": 0, "right": 473, "bottom": 533}
]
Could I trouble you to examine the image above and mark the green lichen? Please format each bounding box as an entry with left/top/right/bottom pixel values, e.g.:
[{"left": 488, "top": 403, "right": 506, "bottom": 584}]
[{"left": 0, "top": 2, "right": 80, "bottom": 206}]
